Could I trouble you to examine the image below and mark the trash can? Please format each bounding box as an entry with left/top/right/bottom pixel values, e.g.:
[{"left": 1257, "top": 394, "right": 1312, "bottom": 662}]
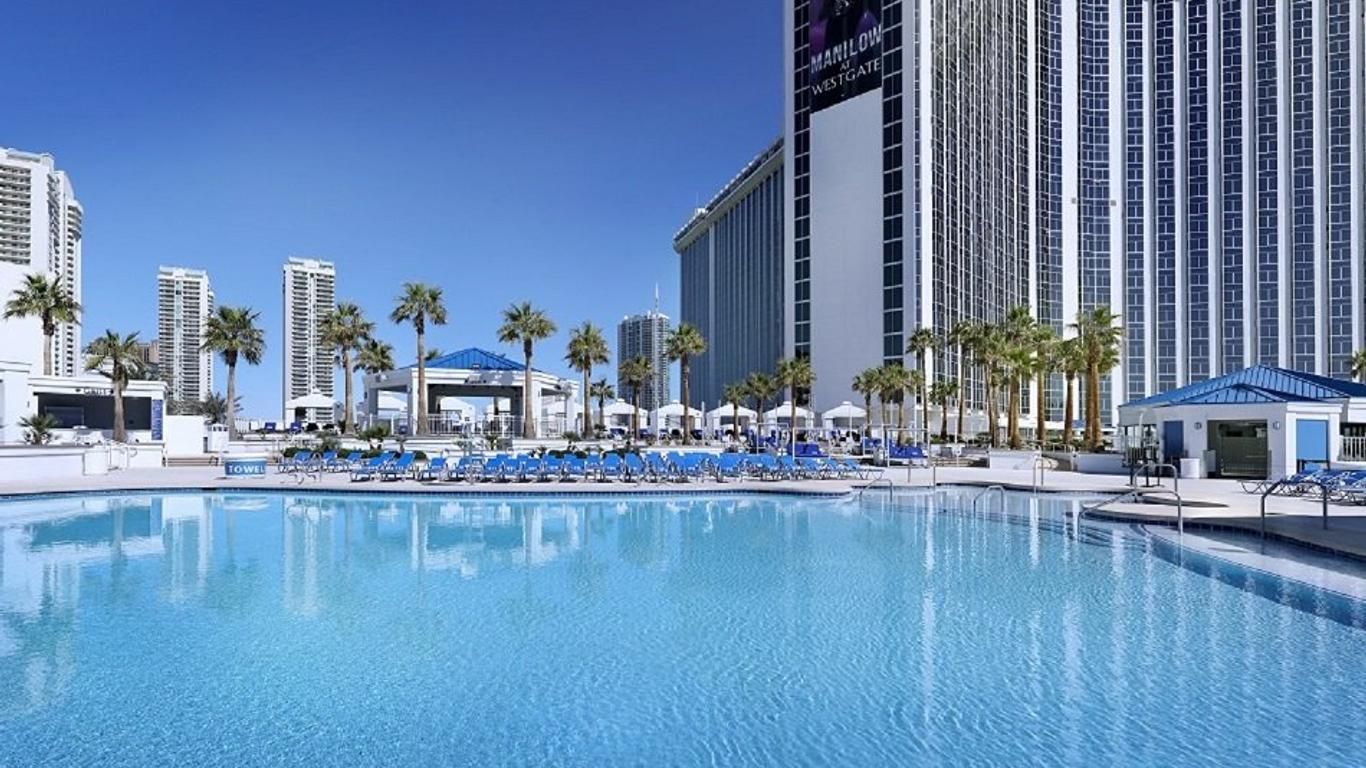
[{"left": 1179, "top": 457, "right": 1204, "bottom": 480}]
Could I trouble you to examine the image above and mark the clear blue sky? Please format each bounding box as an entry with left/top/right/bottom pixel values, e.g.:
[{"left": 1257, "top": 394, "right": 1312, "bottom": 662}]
[{"left": 3, "top": 0, "right": 782, "bottom": 417}]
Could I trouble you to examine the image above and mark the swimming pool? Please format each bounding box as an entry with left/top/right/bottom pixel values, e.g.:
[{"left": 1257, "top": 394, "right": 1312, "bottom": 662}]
[{"left": 1, "top": 489, "right": 1363, "bottom": 766}]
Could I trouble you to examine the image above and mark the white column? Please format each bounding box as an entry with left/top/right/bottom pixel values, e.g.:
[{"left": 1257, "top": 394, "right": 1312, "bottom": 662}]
[
  {"left": 1061, "top": 0, "right": 1081, "bottom": 329},
  {"left": 1276, "top": 0, "right": 1292, "bottom": 368},
  {"left": 1312, "top": 0, "right": 1329, "bottom": 373},
  {"left": 1242, "top": 0, "right": 1258, "bottom": 366},
  {"left": 1350, "top": 0, "right": 1365, "bottom": 354},
  {"left": 1174, "top": 1, "right": 1189, "bottom": 385}
]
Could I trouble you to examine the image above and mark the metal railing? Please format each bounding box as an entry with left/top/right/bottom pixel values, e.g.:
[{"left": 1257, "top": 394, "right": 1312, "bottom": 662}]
[
  {"left": 971, "top": 485, "right": 1006, "bottom": 515},
  {"left": 1084, "top": 486, "right": 1185, "bottom": 534},
  {"left": 1340, "top": 435, "right": 1366, "bottom": 461},
  {"left": 856, "top": 478, "right": 895, "bottom": 498},
  {"left": 1031, "top": 455, "right": 1048, "bottom": 493},
  {"left": 1129, "top": 462, "right": 1180, "bottom": 495},
  {"left": 1260, "top": 478, "right": 1330, "bottom": 536}
]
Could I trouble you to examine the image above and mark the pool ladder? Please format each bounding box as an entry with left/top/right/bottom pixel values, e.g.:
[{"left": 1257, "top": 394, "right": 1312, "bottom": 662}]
[
  {"left": 856, "top": 478, "right": 895, "bottom": 499},
  {"left": 1082, "top": 486, "right": 1185, "bottom": 534},
  {"left": 971, "top": 485, "right": 1006, "bottom": 515}
]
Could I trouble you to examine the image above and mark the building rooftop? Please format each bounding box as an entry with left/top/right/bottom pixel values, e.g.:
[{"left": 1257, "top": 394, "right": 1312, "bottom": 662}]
[
  {"left": 1121, "top": 364, "right": 1366, "bottom": 408},
  {"left": 672, "top": 137, "right": 783, "bottom": 249},
  {"left": 412, "top": 347, "right": 529, "bottom": 372}
]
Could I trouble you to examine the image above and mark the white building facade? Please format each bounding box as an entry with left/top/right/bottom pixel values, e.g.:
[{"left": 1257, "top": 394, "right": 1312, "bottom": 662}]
[
  {"left": 785, "top": 1, "right": 1366, "bottom": 423},
  {"left": 281, "top": 258, "right": 335, "bottom": 424},
  {"left": 156, "top": 266, "right": 214, "bottom": 406},
  {"left": 0, "top": 148, "right": 83, "bottom": 378}
]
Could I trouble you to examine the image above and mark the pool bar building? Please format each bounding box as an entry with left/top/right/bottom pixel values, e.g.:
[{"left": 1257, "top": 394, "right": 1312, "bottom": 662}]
[{"left": 1117, "top": 366, "right": 1366, "bottom": 479}]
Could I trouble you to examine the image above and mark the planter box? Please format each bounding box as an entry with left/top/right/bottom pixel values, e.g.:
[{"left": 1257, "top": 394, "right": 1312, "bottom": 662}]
[{"left": 987, "top": 450, "right": 1042, "bottom": 471}]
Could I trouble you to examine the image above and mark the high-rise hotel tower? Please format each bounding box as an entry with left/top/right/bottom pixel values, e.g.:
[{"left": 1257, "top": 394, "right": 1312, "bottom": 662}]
[
  {"left": 282, "top": 257, "right": 336, "bottom": 423},
  {"left": 786, "top": 1, "right": 1366, "bottom": 418},
  {"left": 156, "top": 266, "right": 214, "bottom": 405},
  {"left": 0, "top": 148, "right": 83, "bottom": 377}
]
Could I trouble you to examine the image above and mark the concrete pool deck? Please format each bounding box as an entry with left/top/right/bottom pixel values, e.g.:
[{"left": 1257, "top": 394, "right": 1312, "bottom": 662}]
[{"left": 2, "top": 464, "right": 1366, "bottom": 559}]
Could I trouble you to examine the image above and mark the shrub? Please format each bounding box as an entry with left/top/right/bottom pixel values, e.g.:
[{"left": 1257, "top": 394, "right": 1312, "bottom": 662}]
[{"left": 20, "top": 413, "right": 59, "bottom": 445}]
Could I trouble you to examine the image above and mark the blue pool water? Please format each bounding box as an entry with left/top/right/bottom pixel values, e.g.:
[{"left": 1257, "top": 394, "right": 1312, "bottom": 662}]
[{"left": 1, "top": 490, "right": 1365, "bottom": 766}]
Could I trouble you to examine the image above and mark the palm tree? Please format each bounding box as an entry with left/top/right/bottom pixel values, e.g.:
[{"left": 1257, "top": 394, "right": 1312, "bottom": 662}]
[
  {"left": 851, "top": 368, "right": 878, "bottom": 437},
  {"left": 1352, "top": 350, "right": 1366, "bottom": 383},
  {"left": 908, "top": 369, "right": 926, "bottom": 442},
  {"left": 744, "top": 372, "right": 779, "bottom": 442},
  {"left": 19, "top": 412, "right": 60, "bottom": 445},
  {"left": 1072, "top": 306, "right": 1124, "bottom": 451},
  {"left": 877, "top": 363, "right": 911, "bottom": 443},
  {"left": 722, "top": 381, "right": 746, "bottom": 439},
  {"left": 906, "top": 327, "right": 938, "bottom": 440},
  {"left": 589, "top": 378, "right": 614, "bottom": 435},
  {"left": 947, "top": 321, "right": 977, "bottom": 441},
  {"left": 1058, "top": 337, "right": 1084, "bottom": 448},
  {"left": 319, "top": 302, "right": 374, "bottom": 434},
  {"left": 85, "top": 331, "right": 145, "bottom": 443},
  {"left": 566, "top": 323, "right": 610, "bottom": 437},
  {"left": 424, "top": 347, "right": 445, "bottom": 363},
  {"left": 619, "top": 356, "right": 653, "bottom": 437},
  {"left": 4, "top": 273, "right": 82, "bottom": 375},
  {"left": 497, "top": 302, "right": 557, "bottom": 439},
  {"left": 970, "top": 324, "right": 1007, "bottom": 447},
  {"left": 1031, "top": 325, "right": 1058, "bottom": 447},
  {"left": 931, "top": 380, "right": 959, "bottom": 441},
  {"left": 1000, "top": 306, "right": 1037, "bottom": 449},
  {"left": 775, "top": 356, "right": 815, "bottom": 451},
  {"left": 199, "top": 392, "right": 237, "bottom": 425},
  {"left": 665, "top": 323, "right": 708, "bottom": 444},
  {"left": 390, "top": 283, "right": 447, "bottom": 436},
  {"left": 202, "top": 306, "right": 264, "bottom": 440},
  {"left": 357, "top": 338, "right": 396, "bottom": 374}
]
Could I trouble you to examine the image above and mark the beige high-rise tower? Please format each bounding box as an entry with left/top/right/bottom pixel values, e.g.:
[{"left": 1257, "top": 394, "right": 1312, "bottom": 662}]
[{"left": 281, "top": 257, "right": 336, "bottom": 424}]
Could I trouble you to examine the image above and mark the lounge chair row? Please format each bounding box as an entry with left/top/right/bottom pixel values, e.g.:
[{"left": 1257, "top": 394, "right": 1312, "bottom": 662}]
[
  {"left": 337, "top": 451, "right": 883, "bottom": 484},
  {"left": 1243, "top": 467, "right": 1366, "bottom": 502}
]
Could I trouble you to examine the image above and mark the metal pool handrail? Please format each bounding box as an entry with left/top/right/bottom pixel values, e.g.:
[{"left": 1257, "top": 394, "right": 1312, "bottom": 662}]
[
  {"left": 1031, "top": 455, "right": 1047, "bottom": 493},
  {"left": 856, "top": 478, "right": 895, "bottom": 498},
  {"left": 1084, "top": 487, "right": 1185, "bottom": 534},
  {"left": 971, "top": 485, "right": 1006, "bottom": 515},
  {"left": 1260, "top": 478, "right": 1330, "bottom": 537},
  {"left": 1129, "top": 462, "right": 1180, "bottom": 495}
]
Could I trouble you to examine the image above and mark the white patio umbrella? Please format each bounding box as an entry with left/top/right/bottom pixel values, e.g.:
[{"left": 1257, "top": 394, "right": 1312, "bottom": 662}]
[
  {"left": 651, "top": 400, "right": 704, "bottom": 431},
  {"left": 821, "top": 401, "right": 867, "bottom": 430},
  {"left": 285, "top": 392, "right": 334, "bottom": 411},
  {"left": 706, "top": 402, "right": 757, "bottom": 430}
]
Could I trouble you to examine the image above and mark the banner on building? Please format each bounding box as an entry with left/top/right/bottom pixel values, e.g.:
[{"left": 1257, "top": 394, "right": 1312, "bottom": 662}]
[{"left": 809, "top": 0, "right": 883, "bottom": 112}]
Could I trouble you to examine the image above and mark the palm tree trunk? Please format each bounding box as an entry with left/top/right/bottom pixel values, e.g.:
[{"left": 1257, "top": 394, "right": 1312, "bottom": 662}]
[
  {"left": 226, "top": 362, "right": 238, "bottom": 441},
  {"left": 939, "top": 398, "right": 948, "bottom": 440},
  {"left": 789, "top": 394, "right": 797, "bottom": 454},
  {"left": 863, "top": 394, "right": 872, "bottom": 438},
  {"left": 342, "top": 349, "right": 354, "bottom": 434},
  {"left": 921, "top": 382, "right": 930, "bottom": 445},
  {"left": 1086, "top": 362, "right": 1101, "bottom": 450},
  {"left": 632, "top": 390, "right": 640, "bottom": 437},
  {"left": 415, "top": 329, "right": 427, "bottom": 436},
  {"left": 956, "top": 350, "right": 966, "bottom": 441},
  {"left": 731, "top": 403, "right": 738, "bottom": 440},
  {"left": 597, "top": 394, "right": 605, "bottom": 435},
  {"left": 681, "top": 358, "right": 691, "bottom": 445},
  {"left": 581, "top": 368, "right": 592, "bottom": 438},
  {"left": 112, "top": 380, "right": 126, "bottom": 443},
  {"left": 1062, "top": 374, "right": 1075, "bottom": 447},
  {"left": 986, "top": 379, "right": 998, "bottom": 448},
  {"left": 42, "top": 328, "right": 53, "bottom": 376},
  {"left": 1035, "top": 370, "right": 1047, "bottom": 448},
  {"left": 522, "top": 342, "right": 535, "bottom": 439},
  {"left": 1007, "top": 378, "right": 1020, "bottom": 449}
]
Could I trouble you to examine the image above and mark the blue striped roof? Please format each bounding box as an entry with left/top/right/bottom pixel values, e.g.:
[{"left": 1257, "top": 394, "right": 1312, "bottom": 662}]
[
  {"left": 1123, "top": 364, "right": 1366, "bottom": 408},
  {"left": 410, "top": 348, "right": 526, "bottom": 372}
]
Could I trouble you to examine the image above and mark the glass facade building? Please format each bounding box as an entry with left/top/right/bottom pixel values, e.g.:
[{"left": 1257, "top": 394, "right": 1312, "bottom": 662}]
[
  {"left": 781, "top": 0, "right": 1366, "bottom": 418},
  {"left": 674, "top": 139, "right": 786, "bottom": 408}
]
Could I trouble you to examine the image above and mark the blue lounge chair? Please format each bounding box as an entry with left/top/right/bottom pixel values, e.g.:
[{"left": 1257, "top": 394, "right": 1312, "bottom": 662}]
[
  {"left": 349, "top": 452, "right": 393, "bottom": 481},
  {"left": 539, "top": 455, "right": 564, "bottom": 482},
  {"left": 713, "top": 453, "right": 748, "bottom": 481},
  {"left": 379, "top": 452, "right": 416, "bottom": 481},
  {"left": 601, "top": 454, "right": 626, "bottom": 481},
  {"left": 329, "top": 451, "right": 361, "bottom": 472},
  {"left": 415, "top": 456, "right": 447, "bottom": 481},
  {"left": 645, "top": 453, "right": 675, "bottom": 482},
  {"left": 279, "top": 451, "right": 313, "bottom": 473},
  {"left": 623, "top": 453, "right": 648, "bottom": 482}
]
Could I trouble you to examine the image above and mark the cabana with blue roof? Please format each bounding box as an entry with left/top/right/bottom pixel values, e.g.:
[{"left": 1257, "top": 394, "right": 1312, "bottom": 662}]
[
  {"left": 1116, "top": 365, "right": 1366, "bottom": 480},
  {"left": 361, "top": 347, "right": 578, "bottom": 438}
]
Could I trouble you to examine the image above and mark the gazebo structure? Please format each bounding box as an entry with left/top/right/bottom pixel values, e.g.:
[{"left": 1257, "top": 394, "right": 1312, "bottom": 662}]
[
  {"left": 706, "top": 402, "right": 757, "bottom": 433},
  {"left": 821, "top": 401, "right": 867, "bottom": 432},
  {"left": 285, "top": 392, "right": 335, "bottom": 426},
  {"left": 600, "top": 400, "right": 636, "bottom": 430},
  {"left": 362, "top": 347, "right": 577, "bottom": 437},
  {"left": 651, "top": 400, "right": 704, "bottom": 434},
  {"left": 763, "top": 401, "right": 817, "bottom": 429}
]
